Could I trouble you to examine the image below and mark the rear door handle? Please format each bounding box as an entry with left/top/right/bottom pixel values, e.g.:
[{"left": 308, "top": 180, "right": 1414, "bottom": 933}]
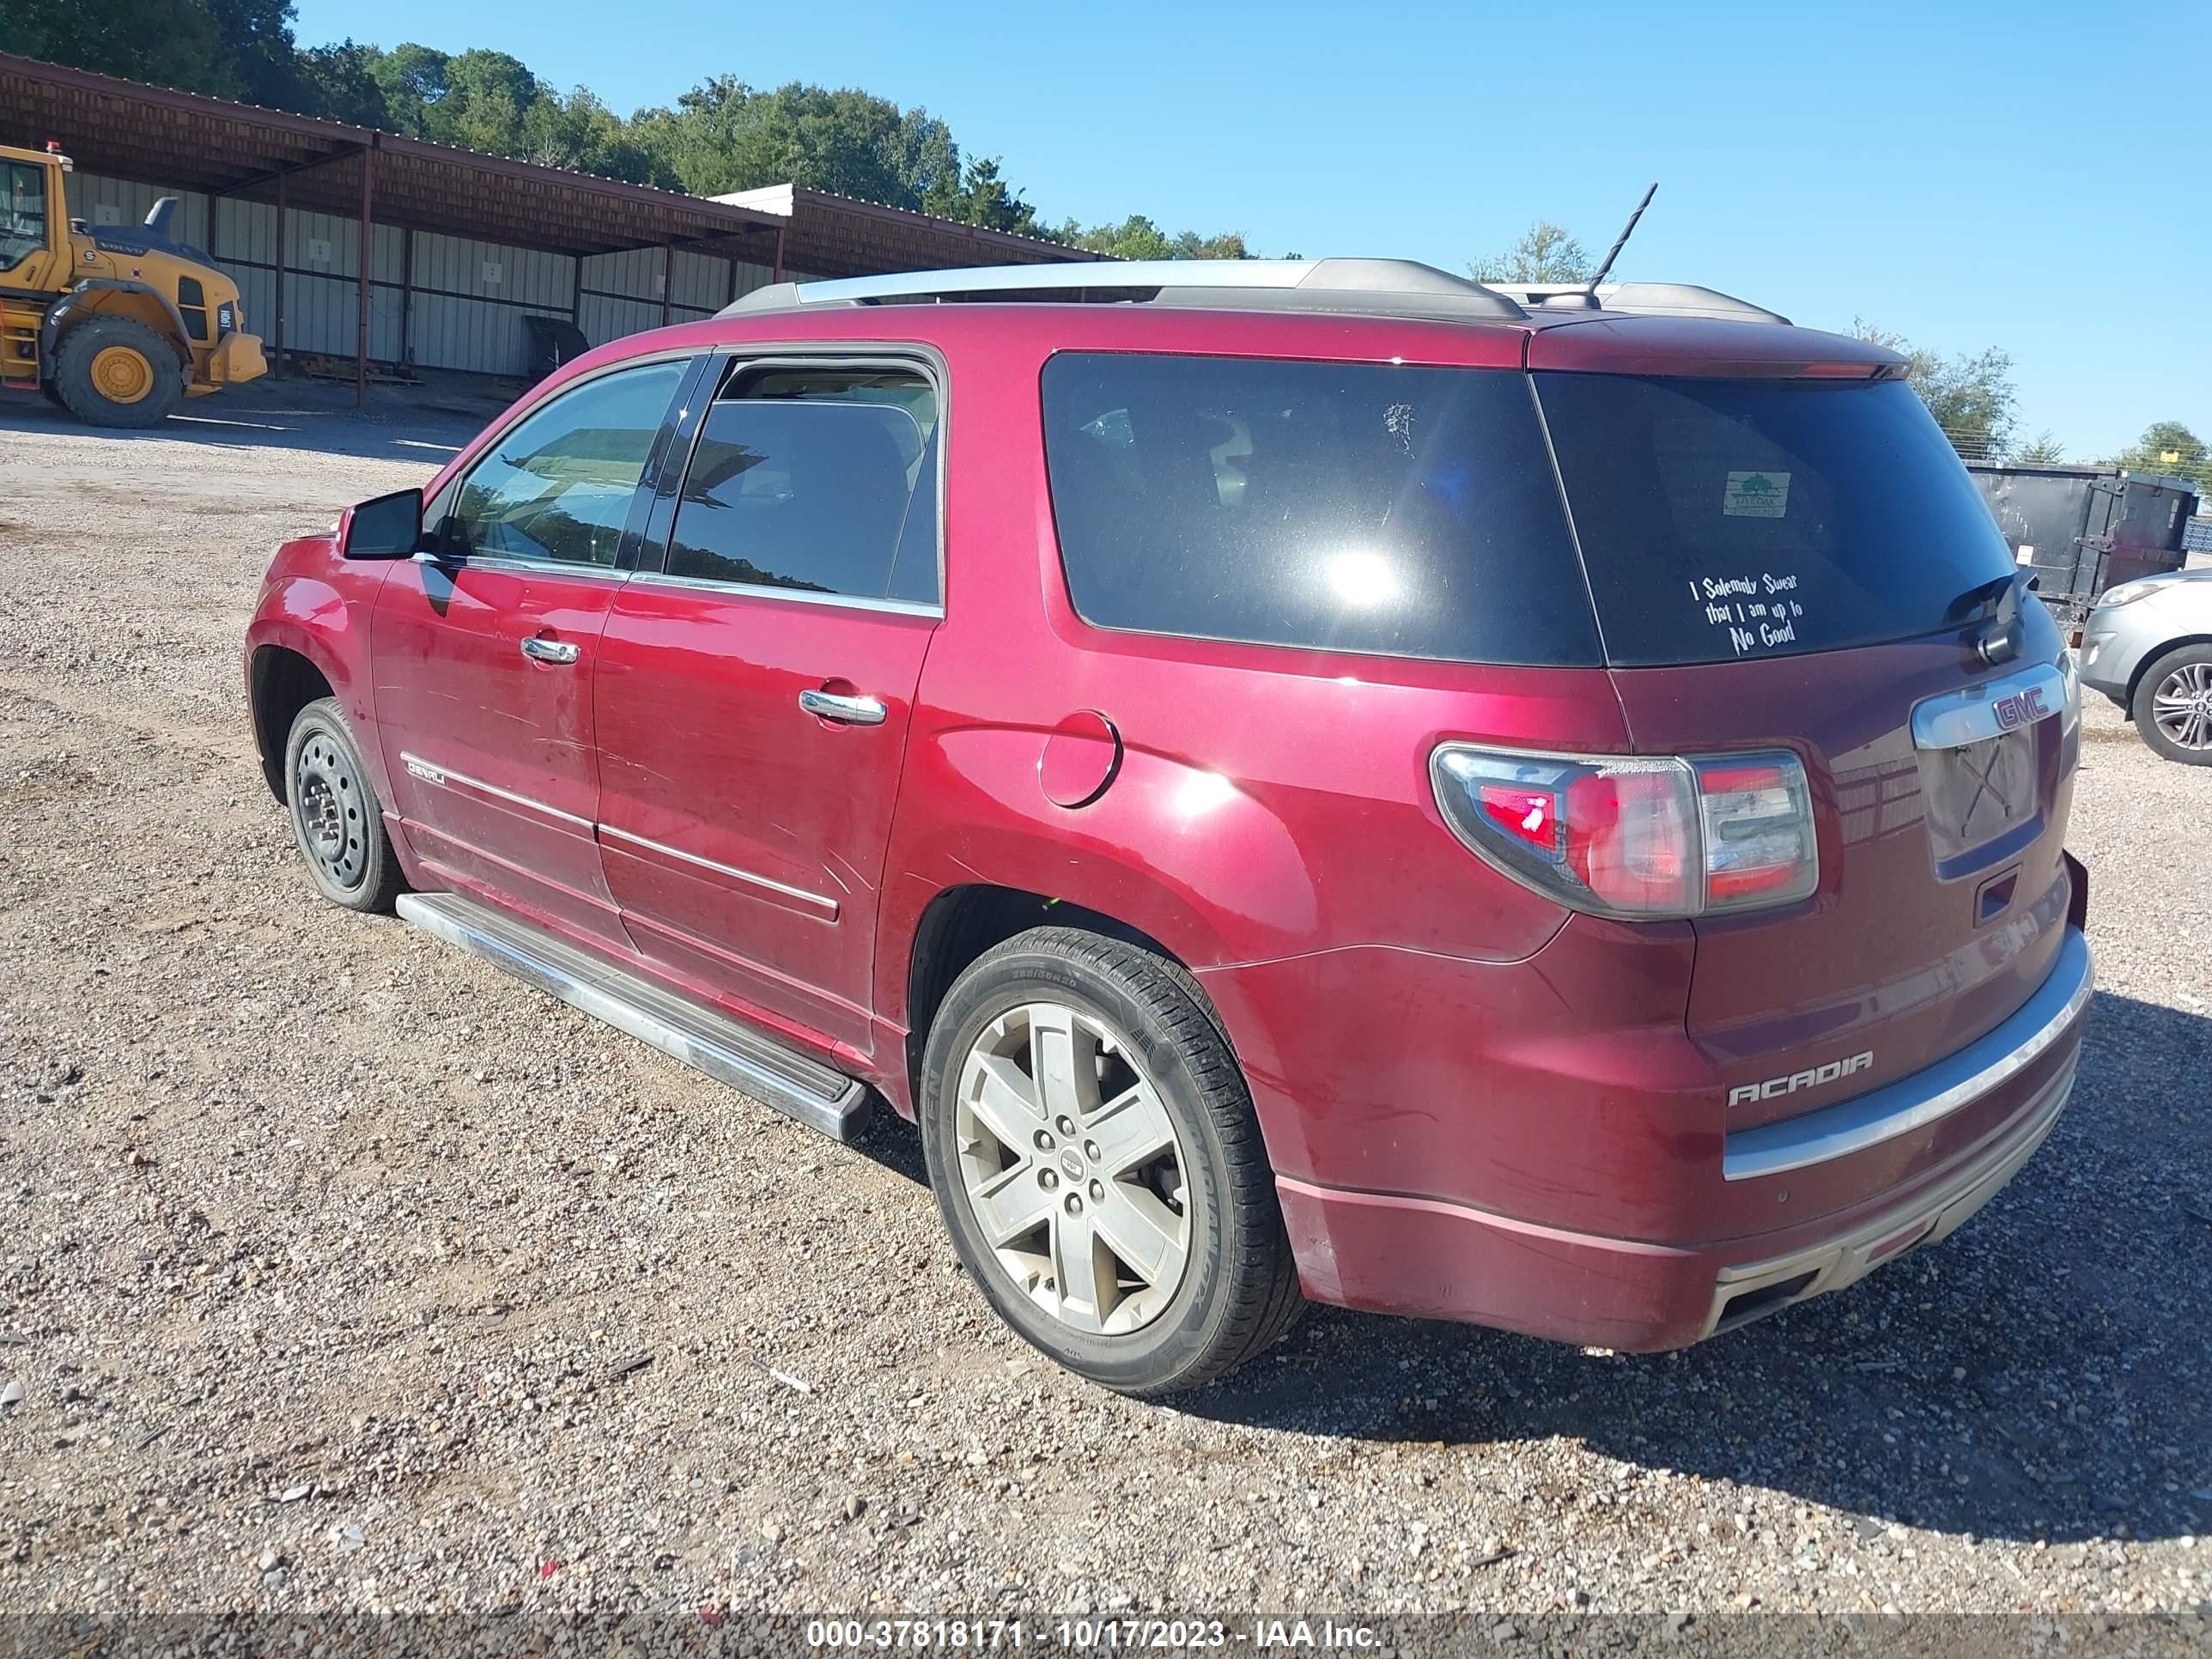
[
  {"left": 520, "top": 636, "right": 580, "bottom": 665},
  {"left": 799, "top": 688, "right": 887, "bottom": 726}
]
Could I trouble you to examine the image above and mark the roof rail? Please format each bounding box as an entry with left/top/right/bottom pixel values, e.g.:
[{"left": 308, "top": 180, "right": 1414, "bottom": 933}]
[
  {"left": 1483, "top": 282, "right": 1790, "bottom": 325},
  {"left": 721, "top": 258, "right": 1528, "bottom": 322}
]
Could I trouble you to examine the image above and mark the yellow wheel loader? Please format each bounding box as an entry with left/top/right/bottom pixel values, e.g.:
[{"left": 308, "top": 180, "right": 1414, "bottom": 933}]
[{"left": 2, "top": 141, "right": 267, "bottom": 428}]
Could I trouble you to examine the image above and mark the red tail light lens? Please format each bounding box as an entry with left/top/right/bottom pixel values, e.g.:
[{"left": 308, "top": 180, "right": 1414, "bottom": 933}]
[
  {"left": 1432, "top": 745, "right": 1817, "bottom": 920},
  {"left": 1564, "top": 767, "right": 1697, "bottom": 913}
]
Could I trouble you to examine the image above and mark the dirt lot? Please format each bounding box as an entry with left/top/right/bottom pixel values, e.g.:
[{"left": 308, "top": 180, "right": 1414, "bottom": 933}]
[{"left": 1, "top": 391, "right": 2209, "bottom": 1624}]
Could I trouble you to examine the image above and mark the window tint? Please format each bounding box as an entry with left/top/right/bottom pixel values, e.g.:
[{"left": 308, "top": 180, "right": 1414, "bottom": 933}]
[
  {"left": 0, "top": 161, "right": 46, "bottom": 270},
  {"left": 1535, "top": 374, "right": 2019, "bottom": 665},
  {"left": 664, "top": 368, "right": 939, "bottom": 603},
  {"left": 440, "top": 360, "right": 685, "bottom": 568},
  {"left": 1040, "top": 353, "right": 1600, "bottom": 665}
]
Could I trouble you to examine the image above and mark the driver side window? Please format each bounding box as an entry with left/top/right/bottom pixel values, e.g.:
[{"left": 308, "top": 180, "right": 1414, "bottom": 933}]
[{"left": 437, "top": 359, "right": 687, "bottom": 568}]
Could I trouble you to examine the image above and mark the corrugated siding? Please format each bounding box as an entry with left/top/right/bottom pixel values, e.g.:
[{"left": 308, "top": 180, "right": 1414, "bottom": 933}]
[
  {"left": 413, "top": 233, "right": 570, "bottom": 308},
  {"left": 410, "top": 294, "right": 569, "bottom": 376},
  {"left": 577, "top": 294, "right": 664, "bottom": 346},
  {"left": 280, "top": 271, "right": 404, "bottom": 362}
]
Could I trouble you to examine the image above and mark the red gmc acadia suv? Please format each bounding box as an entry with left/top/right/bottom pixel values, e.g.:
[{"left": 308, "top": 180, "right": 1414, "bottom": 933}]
[{"left": 244, "top": 259, "right": 2094, "bottom": 1395}]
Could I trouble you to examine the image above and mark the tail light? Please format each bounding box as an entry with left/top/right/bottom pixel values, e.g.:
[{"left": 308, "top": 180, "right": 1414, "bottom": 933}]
[{"left": 1431, "top": 744, "right": 1818, "bottom": 920}]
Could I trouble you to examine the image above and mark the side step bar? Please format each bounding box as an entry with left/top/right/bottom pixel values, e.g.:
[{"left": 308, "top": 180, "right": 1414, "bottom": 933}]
[{"left": 395, "top": 890, "right": 872, "bottom": 1141}]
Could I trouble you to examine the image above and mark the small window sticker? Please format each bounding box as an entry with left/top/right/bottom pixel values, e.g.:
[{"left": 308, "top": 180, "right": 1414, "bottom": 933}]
[{"left": 1723, "top": 470, "right": 1790, "bottom": 518}]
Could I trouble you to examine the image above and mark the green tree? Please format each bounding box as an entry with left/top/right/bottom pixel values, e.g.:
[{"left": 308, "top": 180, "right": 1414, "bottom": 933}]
[
  {"left": 1470, "top": 221, "right": 1591, "bottom": 283},
  {"left": 631, "top": 80, "right": 951, "bottom": 209},
  {"left": 2111, "top": 421, "right": 2211, "bottom": 494},
  {"left": 202, "top": 0, "right": 301, "bottom": 106},
  {"left": 290, "top": 40, "right": 391, "bottom": 127},
  {"left": 2012, "top": 431, "right": 2068, "bottom": 465},
  {"left": 1054, "top": 215, "right": 1250, "bottom": 260},
  {"left": 1851, "top": 321, "right": 2018, "bottom": 460},
  {"left": 0, "top": 0, "right": 232, "bottom": 91},
  {"left": 947, "top": 157, "right": 1042, "bottom": 236},
  {"left": 368, "top": 42, "right": 453, "bottom": 137}
]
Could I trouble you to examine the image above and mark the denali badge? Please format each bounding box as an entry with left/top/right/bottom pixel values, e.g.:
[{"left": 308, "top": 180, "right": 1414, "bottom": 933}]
[{"left": 1729, "top": 1051, "right": 1874, "bottom": 1108}]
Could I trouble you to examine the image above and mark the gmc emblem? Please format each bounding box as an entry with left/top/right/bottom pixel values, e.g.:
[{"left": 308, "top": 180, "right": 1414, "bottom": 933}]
[
  {"left": 1729, "top": 1051, "right": 1875, "bottom": 1108},
  {"left": 1992, "top": 686, "right": 2048, "bottom": 730}
]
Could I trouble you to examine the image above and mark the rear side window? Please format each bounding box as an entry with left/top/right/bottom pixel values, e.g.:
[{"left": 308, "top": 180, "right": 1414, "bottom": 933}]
[
  {"left": 1041, "top": 353, "right": 1601, "bottom": 666},
  {"left": 665, "top": 365, "right": 940, "bottom": 604},
  {"left": 1535, "top": 374, "right": 2019, "bottom": 665}
]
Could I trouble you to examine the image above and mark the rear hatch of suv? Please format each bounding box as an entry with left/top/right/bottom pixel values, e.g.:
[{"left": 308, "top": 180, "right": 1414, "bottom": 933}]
[{"left": 1529, "top": 355, "right": 2079, "bottom": 1124}]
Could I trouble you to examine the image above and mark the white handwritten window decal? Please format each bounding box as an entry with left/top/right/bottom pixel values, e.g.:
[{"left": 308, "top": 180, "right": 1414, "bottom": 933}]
[{"left": 1688, "top": 572, "right": 1808, "bottom": 655}]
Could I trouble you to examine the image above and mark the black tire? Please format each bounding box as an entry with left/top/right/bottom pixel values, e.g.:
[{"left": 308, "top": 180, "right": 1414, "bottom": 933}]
[
  {"left": 52, "top": 316, "right": 185, "bottom": 428},
  {"left": 283, "top": 698, "right": 405, "bottom": 912},
  {"left": 919, "top": 927, "right": 1303, "bottom": 1396},
  {"left": 38, "top": 379, "right": 66, "bottom": 410},
  {"left": 2130, "top": 643, "right": 2212, "bottom": 766}
]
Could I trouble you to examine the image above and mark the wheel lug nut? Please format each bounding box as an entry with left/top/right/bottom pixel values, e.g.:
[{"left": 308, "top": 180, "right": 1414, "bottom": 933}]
[
  {"left": 1063, "top": 1194, "right": 1082, "bottom": 1215},
  {"left": 1032, "top": 1129, "right": 1054, "bottom": 1152},
  {"left": 1088, "top": 1179, "right": 1104, "bottom": 1202},
  {"left": 1083, "top": 1140, "right": 1101, "bottom": 1162},
  {"left": 1040, "top": 1169, "right": 1057, "bottom": 1189},
  {"left": 1056, "top": 1115, "right": 1077, "bottom": 1138}
]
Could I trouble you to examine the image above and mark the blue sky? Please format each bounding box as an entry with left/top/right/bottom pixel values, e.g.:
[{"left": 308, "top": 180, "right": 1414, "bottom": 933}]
[{"left": 293, "top": 0, "right": 2209, "bottom": 461}]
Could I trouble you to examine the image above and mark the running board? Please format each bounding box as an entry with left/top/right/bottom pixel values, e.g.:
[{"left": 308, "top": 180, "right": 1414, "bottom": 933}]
[{"left": 394, "top": 891, "right": 871, "bottom": 1141}]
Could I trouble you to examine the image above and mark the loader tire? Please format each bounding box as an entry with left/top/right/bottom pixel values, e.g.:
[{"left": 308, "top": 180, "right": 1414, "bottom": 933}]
[{"left": 52, "top": 317, "right": 185, "bottom": 428}]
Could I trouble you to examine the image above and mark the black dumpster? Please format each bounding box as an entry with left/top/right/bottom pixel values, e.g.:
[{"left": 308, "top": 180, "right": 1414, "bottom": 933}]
[{"left": 1968, "top": 464, "right": 2198, "bottom": 628}]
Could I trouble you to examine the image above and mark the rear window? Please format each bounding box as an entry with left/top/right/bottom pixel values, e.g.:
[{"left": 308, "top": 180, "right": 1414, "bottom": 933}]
[
  {"left": 1041, "top": 353, "right": 1601, "bottom": 666},
  {"left": 1535, "top": 374, "right": 2018, "bottom": 666}
]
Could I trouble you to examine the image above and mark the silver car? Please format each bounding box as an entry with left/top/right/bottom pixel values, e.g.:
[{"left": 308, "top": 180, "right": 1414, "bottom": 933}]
[{"left": 2078, "top": 568, "right": 2212, "bottom": 763}]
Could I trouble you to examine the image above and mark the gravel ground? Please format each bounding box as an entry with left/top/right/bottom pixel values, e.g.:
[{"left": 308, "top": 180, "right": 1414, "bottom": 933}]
[{"left": 1, "top": 392, "right": 2208, "bottom": 1624}]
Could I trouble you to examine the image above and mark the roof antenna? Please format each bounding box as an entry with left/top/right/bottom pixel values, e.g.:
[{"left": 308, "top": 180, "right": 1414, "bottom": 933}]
[{"left": 1585, "top": 182, "right": 1658, "bottom": 300}]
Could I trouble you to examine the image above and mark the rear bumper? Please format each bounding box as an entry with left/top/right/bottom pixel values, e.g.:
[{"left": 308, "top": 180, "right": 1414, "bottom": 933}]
[{"left": 1265, "top": 927, "right": 2092, "bottom": 1351}]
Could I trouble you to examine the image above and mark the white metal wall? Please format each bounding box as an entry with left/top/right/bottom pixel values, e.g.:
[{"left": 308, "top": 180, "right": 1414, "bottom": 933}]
[{"left": 65, "top": 170, "right": 804, "bottom": 380}]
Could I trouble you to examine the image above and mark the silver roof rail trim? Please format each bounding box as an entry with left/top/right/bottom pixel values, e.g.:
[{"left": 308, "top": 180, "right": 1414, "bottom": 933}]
[
  {"left": 721, "top": 258, "right": 1527, "bottom": 321},
  {"left": 1486, "top": 282, "right": 1790, "bottom": 325}
]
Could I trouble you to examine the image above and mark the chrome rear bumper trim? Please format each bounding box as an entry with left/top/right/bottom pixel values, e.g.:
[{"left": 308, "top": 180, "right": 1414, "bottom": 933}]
[
  {"left": 1704, "top": 1054, "right": 2074, "bottom": 1336},
  {"left": 1722, "top": 927, "right": 2093, "bottom": 1182}
]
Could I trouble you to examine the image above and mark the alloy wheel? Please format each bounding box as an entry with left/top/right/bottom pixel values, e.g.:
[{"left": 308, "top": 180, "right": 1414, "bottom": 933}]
[
  {"left": 2151, "top": 661, "right": 2212, "bottom": 751},
  {"left": 952, "top": 1001, "right": 1192, "bottom": 1335}
]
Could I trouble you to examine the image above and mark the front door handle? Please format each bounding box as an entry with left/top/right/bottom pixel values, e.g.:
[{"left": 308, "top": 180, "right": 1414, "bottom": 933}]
[
  {"left": 799, "top": 688, "right": 887, "bottom": 726},
  {"left": 520, "top": 635, "right": 580, "bottom": 665}
]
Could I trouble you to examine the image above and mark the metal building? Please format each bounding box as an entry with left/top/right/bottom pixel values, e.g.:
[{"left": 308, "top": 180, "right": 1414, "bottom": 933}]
[{"left": 0, "top": 52, "right": 1104, "bottom": 403}]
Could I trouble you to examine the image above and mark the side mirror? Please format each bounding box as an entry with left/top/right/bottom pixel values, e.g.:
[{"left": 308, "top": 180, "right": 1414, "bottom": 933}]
[{"left": 342, "top": 488, "right": 424, "bottom": 560}]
